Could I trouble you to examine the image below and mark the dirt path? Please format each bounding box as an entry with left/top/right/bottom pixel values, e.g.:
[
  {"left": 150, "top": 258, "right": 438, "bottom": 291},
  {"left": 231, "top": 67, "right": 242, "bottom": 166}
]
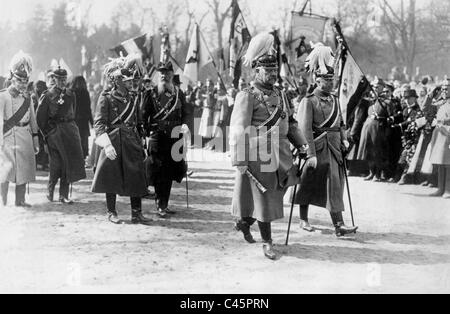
[{"left": 1, "top": 149, "right": 449, "bottom": 293}]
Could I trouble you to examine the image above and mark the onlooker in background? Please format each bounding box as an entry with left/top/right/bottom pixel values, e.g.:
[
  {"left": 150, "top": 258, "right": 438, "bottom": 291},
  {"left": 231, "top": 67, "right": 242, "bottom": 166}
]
[
  {"left": 396, "top": 89, "right": 423, "bottom": 185},
  {"left": 429, "top": 79, "right": 450, "bottom": 198},
  {"left": 71, "top": 76, "right": 93, "bottom": 160},
  {"left": 32, "top": 81, "right": 49, "bottom": 171}
]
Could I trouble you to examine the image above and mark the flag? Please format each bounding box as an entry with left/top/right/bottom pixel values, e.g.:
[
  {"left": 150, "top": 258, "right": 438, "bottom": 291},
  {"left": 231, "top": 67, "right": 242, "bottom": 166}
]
[
  {"left": 112, "top": 33, "right": 153, "bottom": 58},
  {"left": 338, "top": 49, "right": 369, "bottom": 124},
  {"left": 168, "top": 55, "right": 190, "bottom": 88},
  {"left": 229, "top": 0, "right": 251, "bottom": 87},
  {"left": 112, "top": 33, "right": 155, "bottom": 75},
  {"left": 184, "top": 24, "right": 213, "bottom": 83},
  {"left": 288, "top": 14, "right": 327, "bottom": 58}
]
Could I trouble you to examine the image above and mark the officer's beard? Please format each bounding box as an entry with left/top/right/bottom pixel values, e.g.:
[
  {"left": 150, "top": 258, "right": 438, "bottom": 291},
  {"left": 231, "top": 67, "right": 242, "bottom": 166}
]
[{"left": 158, "top": 81, "right": 174, "bottom": 95}]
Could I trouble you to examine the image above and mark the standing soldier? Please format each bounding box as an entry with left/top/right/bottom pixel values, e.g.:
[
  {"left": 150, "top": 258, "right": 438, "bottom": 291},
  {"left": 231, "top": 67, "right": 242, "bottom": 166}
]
[
  {"left": 92, "top": 58, "right": 151, "bottom": 224},
  {"left": 230, "top": 33, "right": 308, "bottom": 260},
  {"left": 294, "top": 44, "right": 358, "bottom": 237},
  {"left": 36, "top": 66, "right": 86, "bottom": 204},
  {"left": 0, "top": 51, "right": 39, "bottom": 207},
  {"left": 142, "top": 61, "right": 191, "bottom": 218},
  {"left": 429, "top": 79, "right": 450, "bottom": 198}
]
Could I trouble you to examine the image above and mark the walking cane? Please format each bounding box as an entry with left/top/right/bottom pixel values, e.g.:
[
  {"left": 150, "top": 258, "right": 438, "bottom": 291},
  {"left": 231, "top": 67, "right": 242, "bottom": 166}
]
[
  {"left": 185, "top": 162, "right": 189, "bottom": 210},
  {"left": 342, "top": 159, "right": 356, "bottom": 227},
  {"left": 285, "top": 158, "right": 307, "bottom": 246}
]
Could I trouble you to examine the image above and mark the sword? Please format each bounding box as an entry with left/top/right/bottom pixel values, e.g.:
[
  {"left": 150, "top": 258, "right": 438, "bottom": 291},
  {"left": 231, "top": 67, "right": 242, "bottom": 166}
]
[{"left": 245, "top": 170, "right": 268, "bottom": 194}]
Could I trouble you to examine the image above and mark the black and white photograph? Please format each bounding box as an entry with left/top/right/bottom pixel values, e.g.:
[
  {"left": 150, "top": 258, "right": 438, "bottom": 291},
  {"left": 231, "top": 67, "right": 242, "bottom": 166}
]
[{"left": 0, "top": 0, "right": 449, "bottom": 296}]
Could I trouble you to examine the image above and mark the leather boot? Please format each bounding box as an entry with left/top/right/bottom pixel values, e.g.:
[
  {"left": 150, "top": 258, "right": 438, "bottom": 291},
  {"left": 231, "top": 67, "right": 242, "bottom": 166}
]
[
  {"left": 131, "top": 208, "right": 153, "bottom": 224},
  {"left": 331, "top": 212, "right": 358, "bottom": 237},
  {"left": 235, "top": 220, "right": 256, "bottom": 244},
  {"left": 429, "top": 166, "right": 445, "bottom": 197},
  {"left": 364, "top": 172, "right": 375, "bottom": 181},
  {"left": 108, "top": 210, "right": 123, "bottom": 224},
  {"left": 262, "top": 242, "right": 277, "bottom": 260},
  {"left": 47, "top": 181, "right": 56, "bottom": 202},
  {"left": 335, "top": 222, "right": 359, "bottom": 237}
]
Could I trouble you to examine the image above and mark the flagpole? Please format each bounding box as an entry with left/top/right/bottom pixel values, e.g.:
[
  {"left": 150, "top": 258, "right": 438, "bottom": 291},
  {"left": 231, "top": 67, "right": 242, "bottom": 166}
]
[{"left": 198, "top": 26, "right": 228, "bottom": 91}]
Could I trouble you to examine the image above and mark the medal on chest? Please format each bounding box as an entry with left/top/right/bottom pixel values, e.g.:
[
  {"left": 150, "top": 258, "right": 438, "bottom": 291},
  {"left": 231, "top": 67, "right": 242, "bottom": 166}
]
[{"left": 57, "top": 93, "right": 65, "bottom": 106}]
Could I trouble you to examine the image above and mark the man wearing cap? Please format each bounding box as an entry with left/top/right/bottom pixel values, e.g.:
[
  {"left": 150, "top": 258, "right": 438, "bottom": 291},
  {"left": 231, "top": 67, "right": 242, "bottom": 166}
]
[
  {"left": 0, "top": 51, "right": 39, "bottom": 207},
  {"left": 142, "top": 61, "right": 191, "bottom": 218},
  {"left": 91, "top": 62, "right": 151, "bottom": 224},
  {"left": 230, "top": 33, "right": 308, "bottom": 260},
  {"left": 293, "top": 43, "right": 358, "bottom": 237},
  {"left": 395, "top": 89, "right": 423, "bottom": 185},
  {"left": 36, "top": 66, "right": 86, "bottom": 204},
  {"left": 429, "top": 79, "right": 450, "bottom": 198}
]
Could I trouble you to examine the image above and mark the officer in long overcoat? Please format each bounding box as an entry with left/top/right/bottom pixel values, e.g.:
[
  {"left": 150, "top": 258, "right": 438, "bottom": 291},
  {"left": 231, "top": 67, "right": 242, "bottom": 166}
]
[
  {"left": 0, "top": 51, "right": 39, "bottom": 207},
  {"left": 37, "top": 67, "right": 86, "bottom": 204},
  {"left": 230, "top": 33, "right": 308, "bottom": 260},
  {"left": 91, "top": 61, "right": 151, "bottom": 225}
]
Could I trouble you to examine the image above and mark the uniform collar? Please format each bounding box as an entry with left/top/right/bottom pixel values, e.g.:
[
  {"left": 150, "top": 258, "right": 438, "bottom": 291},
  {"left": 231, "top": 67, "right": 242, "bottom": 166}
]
[
  {"left": 253, "top": 81, "right": 276, "bottom": 95},
  {"left": 314, "top": 88, "right": 332, "bottom": 99}
]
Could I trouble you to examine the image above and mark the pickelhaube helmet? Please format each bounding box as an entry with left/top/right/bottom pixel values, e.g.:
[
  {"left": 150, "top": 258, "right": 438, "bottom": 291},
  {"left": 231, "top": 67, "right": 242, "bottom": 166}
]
[
  {"left": 156, "top": 61, "right": 174, "bottom": 73},
  {"left": 9, "top": 51, "right": 33, "bottom": 81},
  {"left": 52, "top": 66, "right": 68, "bottom": 79}
]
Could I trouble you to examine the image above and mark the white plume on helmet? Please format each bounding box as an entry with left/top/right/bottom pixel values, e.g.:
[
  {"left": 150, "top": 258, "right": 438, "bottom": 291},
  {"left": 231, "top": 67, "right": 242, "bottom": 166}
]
[
  {"left": 103, "top": 57, "right": 126, "bottom": 81},
  {"left": 124, "top": 53, "right": 145, "bottom": 77},
  {"left": 9, "top": 50, "right": 33, "bottom": 78},
  {"left": 243, "top": 33, "right": 275, "bottom": 67},
  {"left": 305, "top": 42, "right": 335, "bottom": 75}
]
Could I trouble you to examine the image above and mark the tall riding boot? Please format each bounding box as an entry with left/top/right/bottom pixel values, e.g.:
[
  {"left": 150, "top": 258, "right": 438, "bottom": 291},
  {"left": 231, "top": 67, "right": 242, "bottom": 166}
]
[
  {"left": 443, "top": 167, "right": 450, "bottom": 199},
  {"left": 331, "top": 212, "right": 358, "bottom": 237},
  {"left": 235, "top": 217, "right": 257, "bottom": 244},
  {"left": 131, "top": 197, "right": 152, "bottom": 224},
  {"left": 258, "top": 221, "right": 277, "bottom": 260},
  {"left": 47, "top": 180, "right": 57, "bottom": 202},
  {"left": 15, "top": 184, "right": 31, "bottom": 208},
  {"left": 429, "top": 166, "right": 445, "bottom": 197},
  {"left": 1, "top": 182, "right": 9, "bottom": 206},
  {"left": 300, "top": 205, "right": 314, "bottom": 232},
  {"left": 59, "top": 180, "right": 74, "bottom": 204},
  {"left": 106, "top": 193, "right": 122, "bottom": 224}
]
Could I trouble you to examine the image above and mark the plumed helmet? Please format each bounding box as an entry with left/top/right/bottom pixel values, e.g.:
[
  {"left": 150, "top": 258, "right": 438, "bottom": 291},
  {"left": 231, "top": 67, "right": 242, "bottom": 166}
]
[
  {"left": 9, "top": 50, "right": 33, "bottom": 81},
  {"left": 243, "top": 33, "right": 277, "bottom": 69},
  {"left": 305, "top": 43, "right": 335, "bottom": 78}
]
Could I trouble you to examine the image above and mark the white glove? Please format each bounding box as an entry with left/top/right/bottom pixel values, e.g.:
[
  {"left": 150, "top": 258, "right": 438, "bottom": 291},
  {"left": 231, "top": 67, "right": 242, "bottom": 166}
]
[
  {"left": 105, "top": 144, "right": 117, "bottom": 161},
  {"left": 305, "top": 157, "right": 318, "bottom": 170},
  {"left": 237, "top": 166, "right": 248, "bottom": 175}
]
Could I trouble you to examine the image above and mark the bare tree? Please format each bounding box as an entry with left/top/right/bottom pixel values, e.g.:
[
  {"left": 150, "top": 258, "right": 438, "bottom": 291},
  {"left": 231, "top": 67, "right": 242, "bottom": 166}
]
[
  {"left": 379, "top": 0, "right": 417, "bottom": 77},
  {"left": 204, "top": 0, "right": 232, "bottom": 50}
]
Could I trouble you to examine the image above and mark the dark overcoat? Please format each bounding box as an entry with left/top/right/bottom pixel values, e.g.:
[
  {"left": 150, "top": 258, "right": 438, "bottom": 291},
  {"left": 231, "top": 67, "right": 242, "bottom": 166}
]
[
  {"left": 37, "top": 87, "right": 86, "bottom": 183},
  {"left": 141, "top": 87, "right": 191, "bottom": 186},
  {"left": 91, "top": 90, "right": 147, "bottom": 197}
]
